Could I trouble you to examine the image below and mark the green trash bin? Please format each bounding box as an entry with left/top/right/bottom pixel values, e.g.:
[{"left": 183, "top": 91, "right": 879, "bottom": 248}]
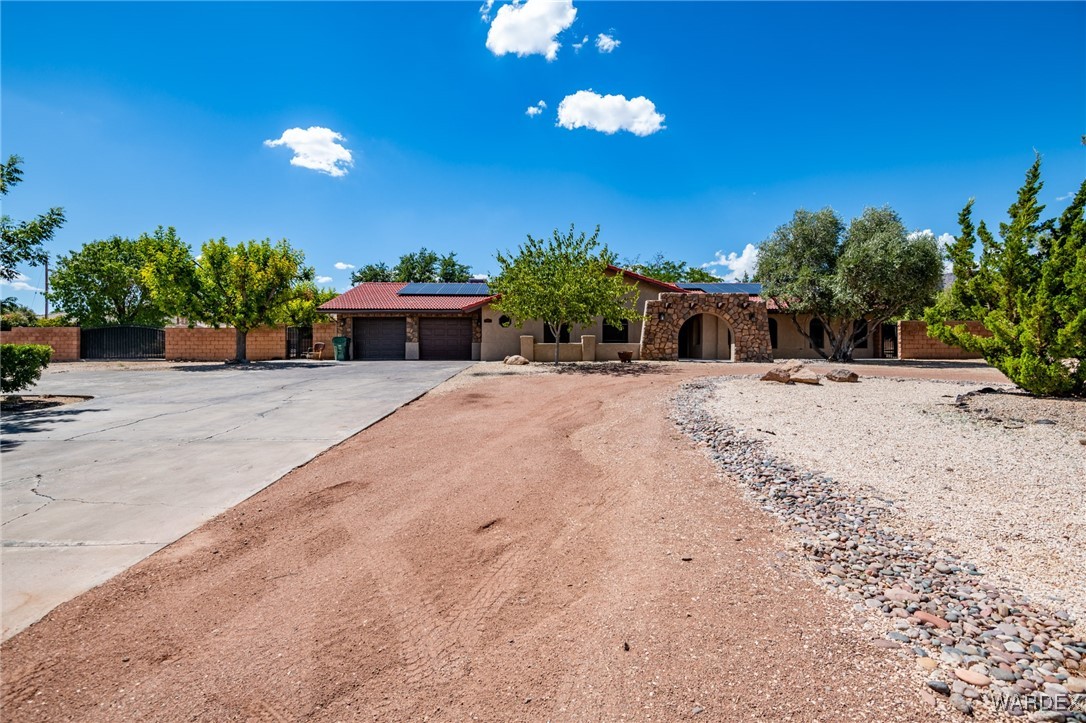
[{"left": 332, "top": 336, "right": 349, "bottom": 361}]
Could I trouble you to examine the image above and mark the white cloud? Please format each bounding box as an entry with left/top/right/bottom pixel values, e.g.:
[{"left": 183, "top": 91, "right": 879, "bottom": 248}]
[
  {"left": 1057, "top": 190, "right": 1075, "bottom": 201},
  {"left": 334, "top": 261, "right": 355, "bottom": 270},
  {"left": 263, "top": 126, "right": 354, "bottom": 177},
  {"left": 485, "top": 0, "right": 577, "bottom": 62},
  {"left": 525, "top": 100, "right": 547, "bottom": 117},
  {"left": 556, "top": 90, "right": 666, "bottom": 137},
  {"left": 0, "top": 273, "right": 43, "bottom": 293},
  {"left": 479, "top": 0, "right": 495, "bottom": 21},
  {"left": 315, "top": 275, "right": 333, "bottom": 284},
  {"left": 703, "top": 244, "right": 759, "bottom": 281},
  {"left": 595, "top": 32, "right": 620, "bottom": 53},
  {"left": 572, "top": 34, "right": 589, "bottom": 51}
]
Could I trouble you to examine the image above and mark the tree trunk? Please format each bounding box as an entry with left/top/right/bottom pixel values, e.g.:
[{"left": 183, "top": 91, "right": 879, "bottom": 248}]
[
  {"left": 551, "top": 322, "right": 561, "bottom": 365},
  {"left": 235, "top": 328, "right": 249, "bottom": 363},
  {"left": 787, "top": 313, "right": 829, "bottom": 360}
]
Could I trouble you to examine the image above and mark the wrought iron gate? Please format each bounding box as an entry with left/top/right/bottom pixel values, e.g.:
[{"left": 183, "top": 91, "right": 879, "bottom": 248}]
[
  {"left": 80, "top": 326, "right": 166, "bottom": 359},
  {"left": 286, "top": 326, "right": 313, "bottom": 358}
]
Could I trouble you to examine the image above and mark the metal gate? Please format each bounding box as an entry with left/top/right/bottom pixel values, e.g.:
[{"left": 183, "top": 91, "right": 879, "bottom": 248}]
[
  {"left": 881, "top": 323, "right": 898, "bottom": 359},
  {"left": 286, "top": 326, "right": 313, "bottom": 358},
  {"left": 80, "top": 326, "right": 165, "bottom": 359}
]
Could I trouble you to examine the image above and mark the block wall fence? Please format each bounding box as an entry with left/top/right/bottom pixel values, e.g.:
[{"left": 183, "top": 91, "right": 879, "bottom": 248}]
[
  {"left": 897, "top": 320, "right": 987, "bottom": 360},
  {"left": 0, "top": 327, "right": 81, "bottom": 361}
]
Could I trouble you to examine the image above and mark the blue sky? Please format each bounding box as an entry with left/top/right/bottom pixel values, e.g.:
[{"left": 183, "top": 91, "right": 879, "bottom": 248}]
[{"left": 2, "top": 1, "right": 1084, "bottom": 311}]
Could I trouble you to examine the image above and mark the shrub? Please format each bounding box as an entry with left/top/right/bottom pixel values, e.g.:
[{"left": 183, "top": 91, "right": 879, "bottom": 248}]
[
  {"left": 1, "top": 344, "right": 52, "bottom": 393},
  {"left": 1, "top": 309, "right": 38, "bottom": 330}
]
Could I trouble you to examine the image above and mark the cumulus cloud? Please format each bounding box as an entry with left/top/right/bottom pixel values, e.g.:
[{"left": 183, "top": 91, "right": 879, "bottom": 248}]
[
  {"left": 525, "top": 100, "right": 547, "bottom": 117},
  {"left": 315, "top": 275, "right": 333, "bottom": 284},
  {"left": 572, "top": 34, "right": 589, "bottom": 51},
  {"left": 264, "top": 126, "right": 354, "bottom": 177},
  {"left": 595, "top": 32, "right": 620, "bottom": 53},
  {"left": 0, "top": 272, "right": 43, "bottom": 293},
  {"left": 556, "top": 90, "right": 665, "bottom": 137},
  {"left": 703, "top": 244, "right": 759, "bottom": 281},
  {"left": 485, "top": 0, "right": 577, "bottom": 61},
  {"left": 334, "top": 261, "right": 355, "bottom": 270}
]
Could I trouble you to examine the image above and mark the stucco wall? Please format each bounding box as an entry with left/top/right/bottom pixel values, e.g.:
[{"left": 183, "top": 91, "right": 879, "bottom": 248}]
[
  {"left": 769, "top": 313, "right": 876, "bottom": 360},
  {"left": 480, "top": 278, "right": 663, "bottom": 361},
  {"left": 0, "top": 327, "right": 81, "bottom": 361}
]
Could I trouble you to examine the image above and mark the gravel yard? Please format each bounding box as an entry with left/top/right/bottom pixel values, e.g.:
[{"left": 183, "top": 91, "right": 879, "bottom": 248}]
[{"left": 701, "top": 374, "right": 1086, "bottom": 630}]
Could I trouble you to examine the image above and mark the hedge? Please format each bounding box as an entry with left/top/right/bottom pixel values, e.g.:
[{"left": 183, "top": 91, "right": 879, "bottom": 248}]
[{"left": 1, "top": 344, "right": 53, "bottom": 393}]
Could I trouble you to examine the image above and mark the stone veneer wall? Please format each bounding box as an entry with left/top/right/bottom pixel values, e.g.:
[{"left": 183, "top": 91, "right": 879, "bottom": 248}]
[{"left": 640, "top": 292, "right": 773, "bottom": 362}]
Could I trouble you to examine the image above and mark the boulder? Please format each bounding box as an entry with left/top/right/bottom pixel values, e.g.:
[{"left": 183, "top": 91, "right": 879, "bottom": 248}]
[
  {"left": 825, "top": 368, "right": 859, "bottom": 383},
  {"left": 503, "top": 355, "right": 529, "bottom": 366},
  {"left": 790, "top": 369, "right": 821, "bottom": 385},
  {"left": 760, "top": 368, "right": 792, "bottom": 383}
]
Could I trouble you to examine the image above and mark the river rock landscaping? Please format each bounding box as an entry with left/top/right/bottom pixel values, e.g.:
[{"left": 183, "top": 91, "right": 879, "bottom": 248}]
[{"left": 673, "top": 376, "right": 1086, "bottom": 721}]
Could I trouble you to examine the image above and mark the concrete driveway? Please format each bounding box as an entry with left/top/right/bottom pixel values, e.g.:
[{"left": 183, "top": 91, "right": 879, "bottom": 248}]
[{"left": 0, "top": 359, "right": 471, "bottom": 640}]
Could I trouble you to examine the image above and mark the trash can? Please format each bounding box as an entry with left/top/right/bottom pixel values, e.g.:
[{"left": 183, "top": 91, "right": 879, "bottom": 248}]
[{"left": 332, "top": 336, "right": 349, "bottom": 361}]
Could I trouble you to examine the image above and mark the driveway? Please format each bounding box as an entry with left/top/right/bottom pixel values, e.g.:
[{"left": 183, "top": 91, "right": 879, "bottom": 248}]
[{"left": 0, "top": 360, "right": 471, "bottom": 640}]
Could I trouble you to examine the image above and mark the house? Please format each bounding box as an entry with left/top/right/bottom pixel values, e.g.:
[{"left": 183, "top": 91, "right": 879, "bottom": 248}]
[{"left": 317, "top": 267, "right": 882, "bottom": 362}]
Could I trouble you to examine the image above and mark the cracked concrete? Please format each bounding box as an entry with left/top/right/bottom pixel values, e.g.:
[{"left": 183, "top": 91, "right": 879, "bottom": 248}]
[{"left": 0, "top": 359, "right": 471, "bottom": 640}]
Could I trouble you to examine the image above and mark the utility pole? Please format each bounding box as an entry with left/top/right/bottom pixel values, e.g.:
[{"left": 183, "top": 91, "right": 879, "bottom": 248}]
[{"left": 43, "top": 258, "right": 49, "bottom": 318}]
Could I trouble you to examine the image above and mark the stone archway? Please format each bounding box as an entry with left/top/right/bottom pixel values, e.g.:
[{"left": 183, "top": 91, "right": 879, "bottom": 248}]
[
  {"left": 678, "top": 313, "right": 735, "bottom": 360},
  {"left": 640, "top": 292, "right": 772, "bottom": 362}
]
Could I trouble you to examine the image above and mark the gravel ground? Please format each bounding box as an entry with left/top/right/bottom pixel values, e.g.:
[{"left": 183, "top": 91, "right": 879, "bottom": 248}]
[{"left": 700, "top": 374, "right": 1086, "bottom": 630}]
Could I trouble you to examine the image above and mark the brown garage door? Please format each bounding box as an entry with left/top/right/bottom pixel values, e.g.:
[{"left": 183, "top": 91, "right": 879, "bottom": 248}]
[
  {"left": 419, "top": 317, "right": 472, "bottom": 360},
  {"left": 353, "top": 317, "right": 406, "bottom": 360}
]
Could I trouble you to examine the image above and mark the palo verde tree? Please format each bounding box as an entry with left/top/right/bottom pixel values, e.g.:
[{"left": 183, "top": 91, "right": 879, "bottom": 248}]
[
  {"left": 490, "top": 224, "right": 640, "bottom": 365},
  {"left": 757, "top": 206, "right": 943, "bottom": 361},
  {"left": 925, "top": 158, "right": 1086, "bottom": 396},
  {"left": 144, "top": 237, "right": 312, "bottom": 361},
  {"left": 1, "top": 155, "right": 66, "bottom": 282},
  {"left": 48, "top": 228, "right": 184, "bottom": 327}
]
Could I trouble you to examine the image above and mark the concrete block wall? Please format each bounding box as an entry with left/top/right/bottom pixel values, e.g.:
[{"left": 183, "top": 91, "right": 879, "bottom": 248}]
[
  {"left": 0, "top": 327, "right": 81, "bottom": 361},
  {"left": 165, "top": 327, "right": 236, "bottom": 361},
  {"left": 897, "top": 320, "right": 987, "bottom": 360},
  {"left": 244, "top": 327, "right": 286, "bottom": 361},
  {"left": 312, "top": 323, "right": 336, "bottom": 359}
]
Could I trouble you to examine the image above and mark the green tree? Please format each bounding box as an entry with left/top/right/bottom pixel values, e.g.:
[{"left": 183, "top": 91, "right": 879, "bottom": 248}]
[
  {"left": 351, "top": 249, "right": 473, "bottom": 284},
  {"left": 758, "top": 206, "right": 942, "bottom": 361},
  {"left": 350, "top": 262, "right": 393, "bottom": 284},
  {"left": 925, "top": 158, "right": 1086, "bottom": 396},
  {"left": 491, "top": 224, "right": 640, "bottom": 365},
  {"left": 144, "top": 237, "right": 312, "bottom": 361},
  {"left": 1, "top": 156, "right": 65, "bottom": 282},
  {"left": 622, "top": 253, "right": 720, "bottom": 283},
  {"left": 275, "top": 282, "right": 338, "bottom": 327},
  {"left": 1, "top": 297, "right": 20, "bottom": 313},
  {"left": 48, "top": 228, "right": 182, "bottom": 327}
]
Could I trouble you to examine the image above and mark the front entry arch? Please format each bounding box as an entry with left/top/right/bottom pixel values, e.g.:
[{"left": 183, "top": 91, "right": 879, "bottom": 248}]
[
  {"left": 678, "top": 313, "right": 734, "bottom": 360},
  {"left": 640, "top": 292, "right": 772, "bottom": 362}
]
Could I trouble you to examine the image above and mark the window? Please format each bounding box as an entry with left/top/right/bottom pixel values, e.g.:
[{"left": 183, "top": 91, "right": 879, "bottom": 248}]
[
  {"left": 768, "top": 318, "right": 778, "bottom": 349},
  {"left": 809, "top": 318, "right": 825, "bottom": 348},
  {"left": 498, "top": 315, "right": 512, "bottom": 328},
  {"left": 602, "top": 319, "right": 629, "bottom": 343},
  {"left": 543, "top": 323, "right": 570, "bottom": 343},
  {"left": 853, "top": 318, "right": 868, "bottom": 349}
]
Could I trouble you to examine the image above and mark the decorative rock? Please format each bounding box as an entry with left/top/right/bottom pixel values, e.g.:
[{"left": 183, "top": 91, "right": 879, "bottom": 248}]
[
  {"left": 915, "top": 611, "right": 951, "bottom": 630},
  {"left": 1065, "top": 676, "right": 1086, "bottom": 693},
  {"left": 948, "top": 693, "right": 973, "bottom": 715},
  {"left": 503, "top": 355, "right": 529, "bottom": 365},
  {"left": 918, "top": 658, "right": 939, "bottom": 671},
  {"left": 760, "top": 368, "right": 792, "bottom": 384},
  {"left": 825, "top": 368, "right": 859, "bottom": 383},
  {"left": 926, "top": 680, "right": 951, "bottom": 696},
  {"left": 790, "top": 369, "right": 821, "bottom": 385},
  {"left": 954, "top": 668, "right": 991, "bottom": 687}
]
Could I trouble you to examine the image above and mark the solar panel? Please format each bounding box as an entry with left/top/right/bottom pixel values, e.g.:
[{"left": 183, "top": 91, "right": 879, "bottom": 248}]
[
  {"left": 677, "top": 282, "right": 762, "bottom": 294},
  {"left": 398, "top": 282, "right": 492, "bottom": 296}
]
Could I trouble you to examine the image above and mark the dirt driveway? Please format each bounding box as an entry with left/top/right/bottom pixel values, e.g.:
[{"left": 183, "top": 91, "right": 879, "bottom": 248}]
[{"left": 2, "top": 362, "right": 1006, "bottom": 721}]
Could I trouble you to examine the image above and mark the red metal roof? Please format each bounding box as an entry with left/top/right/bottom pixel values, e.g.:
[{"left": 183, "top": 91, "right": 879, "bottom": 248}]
[
  {"left": 319, "top": 282, "right": 496, "bottom": 312},
  {"left": 605, "top": 265, "right": 687, "bottom": 293}
]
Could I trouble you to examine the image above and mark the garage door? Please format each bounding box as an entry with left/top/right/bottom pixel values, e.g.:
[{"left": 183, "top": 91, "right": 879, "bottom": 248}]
[
  {"left": 353, "top": 318, "right": 406, "bottom": 360},
  {"left": 420, "top": 317, "right": 472, "bottom": 360}
]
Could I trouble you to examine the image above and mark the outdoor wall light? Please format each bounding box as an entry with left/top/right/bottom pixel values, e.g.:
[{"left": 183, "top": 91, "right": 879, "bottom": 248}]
[
  {"left": 658, "top": 312, "right": 666, "bottom": 321},
  {"left": 716, "top": 302, "right": 724, "bottom": 309}
]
